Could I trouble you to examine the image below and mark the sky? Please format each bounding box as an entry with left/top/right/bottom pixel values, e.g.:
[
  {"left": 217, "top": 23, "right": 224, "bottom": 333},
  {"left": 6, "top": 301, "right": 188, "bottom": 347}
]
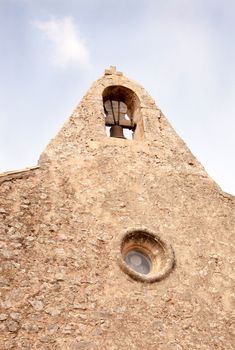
[{"left": 0, "top": 0, "right": 234, "bottom": 195}]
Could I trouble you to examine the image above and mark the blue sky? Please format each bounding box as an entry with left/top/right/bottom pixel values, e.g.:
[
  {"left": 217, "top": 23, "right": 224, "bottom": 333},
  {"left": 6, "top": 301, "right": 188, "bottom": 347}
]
[{"left": 0, "top": 0, "right": 234, "bottom": 194}]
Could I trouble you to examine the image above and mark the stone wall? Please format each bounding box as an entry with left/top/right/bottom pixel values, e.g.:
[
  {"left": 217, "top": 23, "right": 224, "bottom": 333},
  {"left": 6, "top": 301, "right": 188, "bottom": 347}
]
[{"left": 0, "top": 67, "right": 234, "bottom": 349}]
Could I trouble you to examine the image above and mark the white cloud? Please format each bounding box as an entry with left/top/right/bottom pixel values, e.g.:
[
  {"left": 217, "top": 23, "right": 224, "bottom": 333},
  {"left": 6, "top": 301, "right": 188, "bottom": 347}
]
[{"left": 34, "top": 16, "right": 90, "bottom": 68}]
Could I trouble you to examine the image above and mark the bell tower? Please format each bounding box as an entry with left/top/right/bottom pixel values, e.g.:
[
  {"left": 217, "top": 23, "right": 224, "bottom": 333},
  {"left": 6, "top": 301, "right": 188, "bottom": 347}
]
[{"left": 0, "top": 66, "right": 234, "bottom": 350}]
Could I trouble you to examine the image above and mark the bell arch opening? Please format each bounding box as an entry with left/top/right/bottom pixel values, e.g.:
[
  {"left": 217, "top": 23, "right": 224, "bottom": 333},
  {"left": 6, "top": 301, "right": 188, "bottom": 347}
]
[{"left": 102, "top": 85, "right": 143, "bottom": 140}]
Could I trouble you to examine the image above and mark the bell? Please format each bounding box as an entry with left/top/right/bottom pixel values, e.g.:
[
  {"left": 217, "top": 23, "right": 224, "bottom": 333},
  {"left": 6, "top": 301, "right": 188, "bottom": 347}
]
[{"left": 110, "top": 125, "right": 125, "bottom": 138}]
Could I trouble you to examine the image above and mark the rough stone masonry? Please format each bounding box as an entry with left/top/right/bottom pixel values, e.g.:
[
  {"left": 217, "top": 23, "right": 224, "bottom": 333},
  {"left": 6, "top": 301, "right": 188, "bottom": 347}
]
[{"left": 0, "top": 67, "right": 234, "bottom": 349}]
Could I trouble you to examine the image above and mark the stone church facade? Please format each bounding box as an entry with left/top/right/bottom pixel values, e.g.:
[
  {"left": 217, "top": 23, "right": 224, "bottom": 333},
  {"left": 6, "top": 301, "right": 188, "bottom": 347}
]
[{"left": 0, "top": 67, "right": 234, "bottom": 349}]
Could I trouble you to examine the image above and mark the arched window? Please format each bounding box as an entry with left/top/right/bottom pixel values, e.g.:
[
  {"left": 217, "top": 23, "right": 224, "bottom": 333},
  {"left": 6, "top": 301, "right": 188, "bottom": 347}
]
[{"left": 103, "top": 86, "right": 140, "bottom": 139}]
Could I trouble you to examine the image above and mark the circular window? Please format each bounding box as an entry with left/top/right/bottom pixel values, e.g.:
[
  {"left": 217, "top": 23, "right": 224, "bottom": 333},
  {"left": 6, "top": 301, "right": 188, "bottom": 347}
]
[{"left": 119, "top": 228, "right": 175, "bottom": 282}]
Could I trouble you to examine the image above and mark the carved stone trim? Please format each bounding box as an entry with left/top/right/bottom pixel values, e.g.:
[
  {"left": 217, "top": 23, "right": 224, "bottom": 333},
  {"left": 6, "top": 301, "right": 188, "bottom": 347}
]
[{"left": 118, "top": 227, "right": 175, "bottom": 283}]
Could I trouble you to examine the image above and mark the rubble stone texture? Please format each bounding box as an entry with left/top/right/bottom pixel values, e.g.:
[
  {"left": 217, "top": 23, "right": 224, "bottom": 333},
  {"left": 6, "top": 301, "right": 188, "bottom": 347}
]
[{"left": 0, "top": 67, "right": 234, "bottom": 349}]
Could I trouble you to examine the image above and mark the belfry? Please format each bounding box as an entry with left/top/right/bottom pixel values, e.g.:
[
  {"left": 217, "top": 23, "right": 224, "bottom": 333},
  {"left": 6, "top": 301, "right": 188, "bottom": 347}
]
[{"left": 0, "top": 67, "right": 234, "bottom": 349}]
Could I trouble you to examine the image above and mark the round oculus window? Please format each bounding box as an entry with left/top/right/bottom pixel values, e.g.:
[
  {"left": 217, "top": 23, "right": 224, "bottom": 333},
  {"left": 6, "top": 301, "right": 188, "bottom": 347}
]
[{"left": 119, "top": 228, "right": 175, "bottom": 283}]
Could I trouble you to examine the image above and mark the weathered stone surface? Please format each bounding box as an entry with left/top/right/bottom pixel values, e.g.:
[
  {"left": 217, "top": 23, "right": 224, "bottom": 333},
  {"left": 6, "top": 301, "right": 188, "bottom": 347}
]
[
  {"left": 0, "top": 313, "right": 8, "bottom": 321},
  {"left": 10, "top": 312, "right": 21, "bottom": 321},
  {"left": 6, "top": 320, "right": 20, "bottom": 332},
  {"left": 0, "top": 67, "right": 234, "bottom": 349},
  {"left": 28, "top": 300, "right": 44, "bottom": 311}
]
